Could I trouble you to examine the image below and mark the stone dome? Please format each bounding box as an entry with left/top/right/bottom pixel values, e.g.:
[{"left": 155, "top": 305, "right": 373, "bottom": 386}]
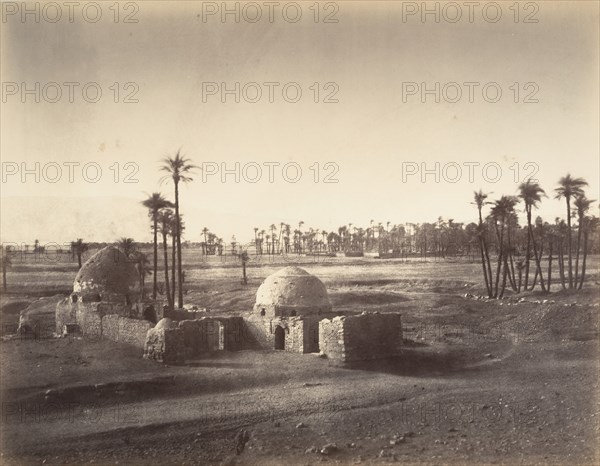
[
  {"left": 73, "top": 246, "right": 141, "bottom": 303},
  {"left": 254, "top": 266, "right": 332, "bottom": 317},
  {"left": 154, "top": 318, "right": 178, "bottom": 330}
]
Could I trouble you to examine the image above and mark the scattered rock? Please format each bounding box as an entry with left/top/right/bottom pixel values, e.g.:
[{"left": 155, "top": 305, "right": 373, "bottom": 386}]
[
  {"left": 320, "top": 443, "right": 338, "bottom": 455},
  {"left": 305, "top": 446, "right": 318, "bottom": 454},
  {"left": 234, "top": 429, "right": 250, "bottom": 455},
  {"left": 378, "top": 449, "right": 395, "bottom": 458},
  {"left": 296, "top": 422, "right": 306, "bottom": 429},
  {"left": 390, "top": 436, "right": 405, "bottom": 445}
]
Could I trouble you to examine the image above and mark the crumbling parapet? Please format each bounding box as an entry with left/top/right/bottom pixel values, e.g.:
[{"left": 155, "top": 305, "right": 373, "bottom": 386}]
[
  {"left": 319, "top": 313, "right": 403, "bottom": 362},
  {"left": 144, "top": 318, "right": 185, "bottom": 364}
]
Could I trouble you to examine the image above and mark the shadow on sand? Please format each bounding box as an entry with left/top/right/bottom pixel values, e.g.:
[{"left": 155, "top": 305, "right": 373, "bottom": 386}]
[{"left": 339, "top": 347, "right": 475, "bottom": 377}]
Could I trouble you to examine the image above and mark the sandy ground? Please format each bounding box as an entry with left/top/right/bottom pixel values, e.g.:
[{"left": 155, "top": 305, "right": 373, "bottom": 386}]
[{"left": 0, "top": 257, "right": 599, "bottom": 465}]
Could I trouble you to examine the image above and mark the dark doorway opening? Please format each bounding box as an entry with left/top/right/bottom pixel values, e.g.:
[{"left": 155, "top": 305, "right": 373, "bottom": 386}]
[
  {"left": 144, "top": 306, "right": 157, "bottom": 324},
  {"left": 274, "top": 326, "right": 285, "bottom": 350}
]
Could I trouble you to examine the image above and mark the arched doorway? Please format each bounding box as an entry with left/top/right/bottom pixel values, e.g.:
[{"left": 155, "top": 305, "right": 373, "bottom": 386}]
[{"left": 274, "top": 326, "right": 285, "bottom": 350}]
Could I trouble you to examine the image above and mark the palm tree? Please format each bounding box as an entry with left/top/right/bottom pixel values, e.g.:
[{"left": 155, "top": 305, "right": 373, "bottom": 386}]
[
  {"left": 579, "top": 216, "right": 598, "bottom": 290},
  {"left": 160, "top": 150, "right": 197, "bottom": 308},
  {"left": 201, "top": 227, "right": 210, "bottom": 255},
  {"left": 518, "top": 180, "right": 546, "bottom": 291},
  {"left": 141, "top": 193, "right": 173, "bottom": 300},
  {"left": 298, "top": 221, "right": 304, "bottom": 254},
  {"left": 554, "top": 174, "right": 588, "bottom": 288},
  {"left": 259, "top": 230, "right": 266, "bottom": 255},
  {"left": 284, "top": 224, "right": 291, "bottom": 253},
  {"left": 1, "top": 246, "right": 12, "bottom": 291},
  {"left": 239, "top": 250, "right": 249, "bottom": 284},
  {"left": 472, "top": 190, "right": 493, "bottom": 297},
  {"left": 71, "top": 239, "right": 89, "bottom": 268},
  {"left": 546, "top": 224, "right": 554, "bottom": 293},
  {"left": 158, "top": 209, "right": 174, "bottom": 310},
  {"left": 573, "top": 195, "right": 593, "bottom": 285},
  {"left": 169, "top": 214, "right": 185, "bottom": 307},
  {"left": 253, "top": 227, "right": 259, "bottom": 255},
  {"left": 269, "top": 224, "right": 277, "bottom": 255},
  {"left": 489, "top": 196, "right": 519, "bottom": 297},
  {"left": 117, "top": 237, "right": 137, "bottom": 258},
  {"left": 278, "top": 222, "right": 284, "bottom": 254},
  {"left": 555, "top": 218, "right": 568, "bottom": 289},
  {"left": 131, "top": 251, "right": 151, "bottom": 301}
]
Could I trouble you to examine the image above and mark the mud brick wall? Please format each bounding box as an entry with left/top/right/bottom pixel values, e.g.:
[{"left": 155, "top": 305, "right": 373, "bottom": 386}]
[
  {"left": 218, "top": 317, "right": 245, "bottom": 351},
  {"left": 101, "top": 315, "right": 152, "bottom": 348},
  {"left": 180, "top": 320, "right": 206, "bottom": 355},
  {"left": 242, "top": 316, "right": 317, "bottom": 353},
  {"left": 242, "top": 316, "right": 273, "bottom": 350},
  {"left": 55, "top": 298, "right": 77, "bottom": 334},
  {"left": 97, "top": 302, "right": 130, "bottom": 318},
  {"left": 319, "top": 316, "right": 345, "bottom": 360},
  {"left": 284, "top": 318, "right": 306, "bottom": 353},
  {"left": 144, "top": 328, "right": 185, "bottom": 364},
  {"left": 115, "top": 316, "right": 153, "bottom": 347},
  {"left": 304, "top": 318, "right": 321, "bottom": 353},
  {"left": 319, "top": 314, "right": 403, "bottom": 362},
  {"left": 76, "top": 304, "right": 103, "bottom": 338},
  {"left": 179, "top": 317, "right": 246, "bottom": 355}
]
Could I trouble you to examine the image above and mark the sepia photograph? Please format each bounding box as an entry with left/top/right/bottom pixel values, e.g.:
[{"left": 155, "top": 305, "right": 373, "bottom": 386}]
[{"left": 1, "top": 1, "right": 599, "bottom": 464}]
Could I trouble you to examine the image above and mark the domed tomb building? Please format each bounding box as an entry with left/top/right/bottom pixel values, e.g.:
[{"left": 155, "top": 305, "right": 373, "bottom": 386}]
[
  {"left": 72, "top": 246, "right": 141, "bottom": 304},
  {"left": 249, "top": 266, "right": 333, "bottom": 353},
  {"left": 253, "top": 266, "right": 332, "bottom": 317},
  {"left": 56, "top": 246, "right": 160, "bottom": 338}
]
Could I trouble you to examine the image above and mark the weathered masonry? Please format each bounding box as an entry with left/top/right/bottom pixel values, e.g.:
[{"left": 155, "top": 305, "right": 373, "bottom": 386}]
[
  {"left": 319, "top": 313, "right": 403, "bottom": 362},
  {"left": 57, "top": 255, "right": 404, "bottom": 364},
  {"left": 55, "top": 246, "right": 161, "bottom": 346}
]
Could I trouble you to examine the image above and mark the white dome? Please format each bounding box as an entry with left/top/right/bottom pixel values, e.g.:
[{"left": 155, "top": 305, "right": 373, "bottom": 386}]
[
  {"left": 254, "top": 266, "right": 331, "bottom": 317},
  {"left": 154, "top": 318, "right": 178, "bottom": 330}
]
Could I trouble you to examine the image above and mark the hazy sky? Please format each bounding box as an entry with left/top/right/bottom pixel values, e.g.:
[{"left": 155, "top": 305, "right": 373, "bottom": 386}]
[{"left": 1, "top": 1, "right": 598, "bottom": 245}]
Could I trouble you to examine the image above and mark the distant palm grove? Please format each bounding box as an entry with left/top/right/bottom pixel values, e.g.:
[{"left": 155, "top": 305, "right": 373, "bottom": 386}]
[{"left": 2, "top": 154, "right": 596, "bottom": 306}]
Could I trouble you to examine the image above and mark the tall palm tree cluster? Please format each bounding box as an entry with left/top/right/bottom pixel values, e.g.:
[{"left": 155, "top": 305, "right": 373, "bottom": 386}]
[
  {"left": 474, "top": 174, "right": 596, "bottom": 298},
  {"left": 137, "top": 150, "right": 196, "bottom": 310}
]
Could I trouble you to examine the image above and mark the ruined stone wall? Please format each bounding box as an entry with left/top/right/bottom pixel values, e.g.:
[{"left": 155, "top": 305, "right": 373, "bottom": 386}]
[
  {"left": 319, "top": 316, "right": 345, "bottom": 360},
  {"left": 283, "top": 318, "right": 305, "bottom": 353},
  {"left": 179, "top": 317, "right": 245, "bottom": 356},
  {"left": 304, "top": 318, "right": 321, "bottom": 353},
  {"left": 213, "top": 317, "right": 245, "bottom": 351},
  {"left": 144, "top": 328, "right": 185, "bottom": 364},
  {"left": 101, "top": 315, "right": 153, "bottom": 348},
  {"left": 55, "top": 298, "right": 77, "bottom": 334},
  {"left": 144, "top": 316, "right": 247, "bottom": 364},
  {"left": 243, "top": 316, "right": 319, "bottom": 353},
  {"left": 319, "top": 313, "right": 403, "bottom": 362},
  {"left": 55, "top": 300, "right": 153, "bottom": 347},
  {"left": 76, "top": 304, "right": 103, "bottom": 338},
  {"left": 243, "top": 316, "right": 273, "bottom": 349}
]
